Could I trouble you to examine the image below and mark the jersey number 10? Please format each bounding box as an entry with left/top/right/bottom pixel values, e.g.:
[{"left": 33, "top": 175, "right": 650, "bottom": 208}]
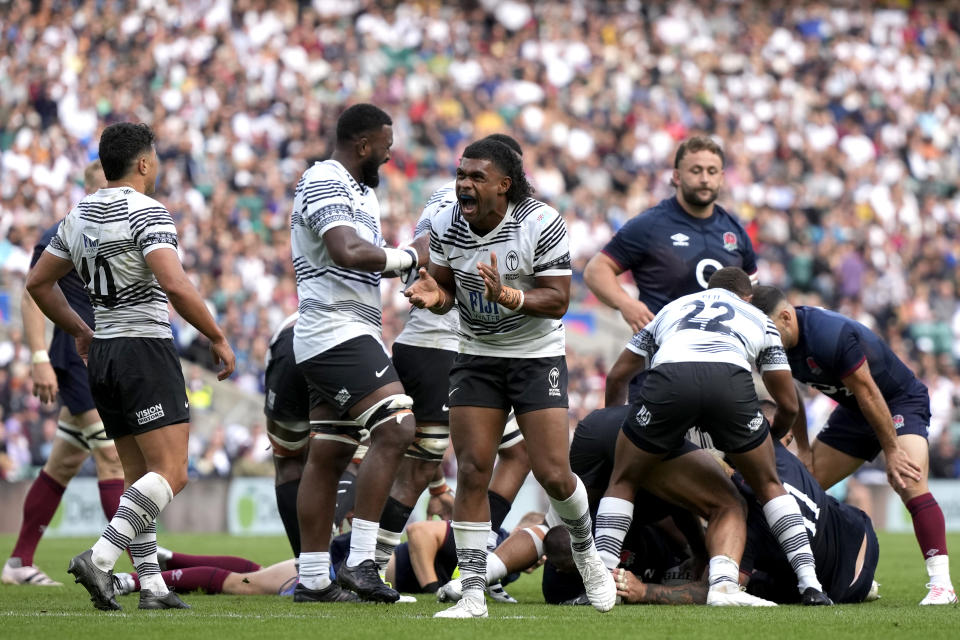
[{"left": 79, "top": 256, "right": 118, "bottom": 307}]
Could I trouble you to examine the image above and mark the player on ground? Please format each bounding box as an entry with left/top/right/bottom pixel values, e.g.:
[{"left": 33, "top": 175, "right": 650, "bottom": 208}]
[
  {"left": 595, "top": 267, "right": 831, "bottom": 606},
  {"left": 4, "top": 161, "right": 125, "bottom": 588},
  {"left": 751, "top": 285, "right": 956, "bottom": 605},
  {"left": 290, "top": 103, "right": 418, "bottom": 604},
  {"left": 263, "top": 312, "right": 309, "bottom": 557},
  {"left": 26, "top": 122, "right": 235, "bottom": 611},
  {"left": 406, "top": 138, "right": 616, "bottom": 617},
  {"left": 584, "top": 136, "right": 756, "bottom": 401},
  {"left": 379, "top": 134, "right": 530, "bottom": 593}
]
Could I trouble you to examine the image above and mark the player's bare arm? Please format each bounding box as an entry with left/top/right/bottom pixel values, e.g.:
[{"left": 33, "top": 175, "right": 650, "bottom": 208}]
[
  {"left": 144, "top": 247, "right": 235, "bottom": 381},
  {"left": 791, "top": 384, "right": 814, "bottom": 472},
  {"left": 26, "top": 252, "right": 95, "bottom": 362},
  {"left": 614, "top": 567, "right": 708, "bottom": 605},
  {"left": 583, "top": 252, "right": 653, "bottom": 332},
  {"left": 841, "top": 360, "right": 922, "bottom": 489},
  {"left": 477, "top": 252, "right": 569, "bottom": 318},
  {"left": 21, "top": 287, "right": 59, "bottom": 403},
  {"left": 322, "top": 225, "right": 417, "bottom": 275},
  {"left": 605, "top": 348, "right": 647, "bottom": 407},
  {"left": 760, "top": 369, "right": 799, "bottom": 439},
  {"left": 405, "top": 261, "right": 455, "bottom": 314}
]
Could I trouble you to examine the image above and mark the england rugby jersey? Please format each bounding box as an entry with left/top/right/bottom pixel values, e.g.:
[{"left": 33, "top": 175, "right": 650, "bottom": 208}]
[
  {"left": 429, "top": 197, "right": 571, "bottom": 358},
  {"left": 395, "top": 181, "right": 459, "bottom": 352},
  {"left": 290, "top": 160, "right": 386, "bottom": 362},
  {"left": 45, "top": 187, "right": 177, "bottom": 339},
  {"left": 627, "top": 287, "right": 790, "bottom": 374}
]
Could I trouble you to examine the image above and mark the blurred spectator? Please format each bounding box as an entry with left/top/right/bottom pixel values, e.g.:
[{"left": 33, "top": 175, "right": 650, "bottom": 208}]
[{"left": 194, "top": 425, "right": 231, "bottom": 478}]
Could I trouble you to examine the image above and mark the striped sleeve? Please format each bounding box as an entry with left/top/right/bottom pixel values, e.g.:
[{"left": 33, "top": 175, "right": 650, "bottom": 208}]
[
  {"left": 301, "top": 177, "right": 355, "bottom": 236},
  {"left": 756, "top": 320, "right": 791, "bottom": 372},
  {"left": 46, "top": 222, "right": 72, "bottom": 260},
  {"left": 130, "top": 203, "right": 178, "bottom": 256},
  {"left": 532, "top": 211, "right": 571, "bottom": 276},
  {"left": 626, "top": 328, "right": 657, "bottom": 359}
]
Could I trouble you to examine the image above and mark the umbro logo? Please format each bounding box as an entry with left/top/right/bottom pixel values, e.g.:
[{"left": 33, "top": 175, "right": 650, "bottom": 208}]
[{"left": 670, "top": 233, "right": 689, "bottom": 247}]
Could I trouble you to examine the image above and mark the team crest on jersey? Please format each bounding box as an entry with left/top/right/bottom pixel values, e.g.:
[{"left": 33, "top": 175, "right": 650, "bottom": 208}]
[
  {"left": 806, "top": 357, "right": 822, "bottom": 375},
  {"left": 505, "top": 250, "right": 520, "bottom": 272},
  {"left": 548, "top": 367, "right": 561, "bottom": 397},
  {"left": 722, "top": 231, "right": 738, "bottom": 252},
  {"left": 81, "top": 230, "right": 99, "bottom": 257},
  {"left": 670, "top": 233, "right": 689, "bottom": 247},
  {"left": 893, "top": 414, "right": 904, "bottom": 430},
  {"left": 636, "top": 404, "right": 651, "bottom": 427},
  {"left": 748, "top": 411, "right": 764, "bottom": 432}
]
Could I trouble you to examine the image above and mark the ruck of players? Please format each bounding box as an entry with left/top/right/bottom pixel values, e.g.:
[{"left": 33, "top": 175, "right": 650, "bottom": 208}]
[{"left": 10, "top": 108, "right": 957, "bottom": 615}]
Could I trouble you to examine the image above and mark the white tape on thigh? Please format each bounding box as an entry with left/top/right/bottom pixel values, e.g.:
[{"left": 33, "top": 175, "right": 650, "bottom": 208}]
[
  {"left": 56, "top": 421, "right": 89, "bottom": 450},
  {"left": 80, "top": 421, "right": 114, "bottom": 449},
  {"left": 498, "top": 414, "right": 524, "bottom": 451},
  {"left": 406, "top": 424, "right": 450, "bottom": 460}
]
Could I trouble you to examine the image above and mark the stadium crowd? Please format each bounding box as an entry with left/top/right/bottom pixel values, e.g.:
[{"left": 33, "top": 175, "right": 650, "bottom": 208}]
[{"left": 2, "top": 0, "right": 960, "bottom": 479}]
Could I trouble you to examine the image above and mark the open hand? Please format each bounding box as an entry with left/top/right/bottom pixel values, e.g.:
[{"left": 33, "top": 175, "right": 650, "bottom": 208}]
[
  {"left": 478, "top": 252, "right": 502, "bottom": 302},
  {"left": 404, "top": 268, "right": 444, "bottom": 309}
]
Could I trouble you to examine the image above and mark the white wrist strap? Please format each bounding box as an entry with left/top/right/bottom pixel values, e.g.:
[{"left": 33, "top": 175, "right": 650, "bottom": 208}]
[{"left": 383, "top": 247, "right": 417, "bottom": 273}]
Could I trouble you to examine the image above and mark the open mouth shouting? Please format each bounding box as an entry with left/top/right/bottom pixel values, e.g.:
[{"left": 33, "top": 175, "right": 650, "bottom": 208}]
[{"left": 459, "top": 193, "right": 478, "bottom": 216}]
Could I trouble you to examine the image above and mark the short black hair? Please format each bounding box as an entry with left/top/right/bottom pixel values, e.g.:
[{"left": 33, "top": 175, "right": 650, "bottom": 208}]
[
  {"left": 751, "top": 285, "right": 788, "bottom": 315},
  {"left": 674, "top": 135, "right": 725, "bottom": 169},
  {"left": 461, "top": 138, "right": 533, "bottom": 203},
  {"left": 543, "top": 526, "right": 573, "bottom": 570},
  {"left": 482, "top": 133, "right": 523, "bottom": 157},
  {"left": 707, "top": 266, "right": 752, "bottom": 298},
  {"left": 336, "top": 103, "right": 392, "bottom": 144},
  {"left": 98, "top": 123, "right": 156, "bottom": 181}
]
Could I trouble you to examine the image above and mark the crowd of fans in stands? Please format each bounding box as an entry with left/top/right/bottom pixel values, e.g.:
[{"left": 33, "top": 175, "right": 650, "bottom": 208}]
[{"left": 2, "top": 0, "right": 960, "bottom": 479}]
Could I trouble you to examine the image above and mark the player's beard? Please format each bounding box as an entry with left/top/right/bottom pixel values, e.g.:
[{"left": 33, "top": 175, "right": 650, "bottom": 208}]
[
  {"left": 360, "top": 157, "right": 382, "bottom": 188},
  {"left": 681, "top": 183, "right": 718, "bottom": 207}
]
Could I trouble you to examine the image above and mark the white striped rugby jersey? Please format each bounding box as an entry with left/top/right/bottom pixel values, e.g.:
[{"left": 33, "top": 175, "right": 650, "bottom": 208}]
[
  {"left": 46, "top": 187, "right": 177, "bottom": 339},
  {"left": 429, "top": 196, "right": 571, "bottom": 358},
  {"left": 627, "top": 287, "right": 791, "bottom": 374},
  {"left": 395, "top": 181, "right": 459, "bottom": 352},
  {"left": 290, "top": 159, "right": 387, "bottom": 362}
]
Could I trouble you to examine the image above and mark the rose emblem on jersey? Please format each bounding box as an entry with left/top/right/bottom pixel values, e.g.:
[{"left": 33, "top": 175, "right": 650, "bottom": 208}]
[
  {"left": 722, "top": 231, "right": 738, "bottom": 252},
  {"left": 505, "top": 250, "right": 520, "bottom": 272},
  {"left": 806, "top": 357, "right": 822, "bottom": 375},
  {"left": 893, "top": 414, "right": 904, "bottom": 430}
]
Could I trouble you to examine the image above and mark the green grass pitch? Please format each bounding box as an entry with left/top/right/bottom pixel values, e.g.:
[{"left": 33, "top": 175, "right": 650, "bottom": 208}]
[{"left": 1, "top": 532, "right": 958, "bottom": 639}]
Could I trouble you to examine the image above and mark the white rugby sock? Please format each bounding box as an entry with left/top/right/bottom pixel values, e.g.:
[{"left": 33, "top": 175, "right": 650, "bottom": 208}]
[
  {"left": 91, "top": 472, "right": 173, "bottom": 572},
  {"left": 375, "top": 528, "right": 402, "bottom": 573},
  {"left": 453, "top": 521, "right": 490, "bottom": 598},
  {"left": 550, "top": 477, "right": 598, "bottom": 558},
  {"left": 129, "top": 522, "right": 167, "bottom": 595},
  {"left": 486, "top": 552, "right": 508, "bottom": 584},
  {"left": 346, "top": 518, "right": 378, "bottom": 567},
  {"left": 926, "top": 555, "right": 953, "bottom": 587},
  {"left": 595, "top": 496, "right": 634, "bottom": 569},
  {"left": 299, "top": 551, "right": 330, "bottom": 590},
  {"left": 708, "top": 555, "right": 740, "bottom": 593},
  {"left": 763, "top": 494, "right": 823, "bottom": 593}
]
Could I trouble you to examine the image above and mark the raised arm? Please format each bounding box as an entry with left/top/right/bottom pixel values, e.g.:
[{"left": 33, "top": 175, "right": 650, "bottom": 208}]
[{"left": 322, "top": 225, "right": 417, "bottom": 274}]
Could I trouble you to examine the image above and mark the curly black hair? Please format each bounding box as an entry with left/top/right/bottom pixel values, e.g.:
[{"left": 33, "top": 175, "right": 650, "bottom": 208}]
[
  {"left": 462, "top": 138, "right": 533, "bottom": 203},
  {"left": 336, "top": 103, "right": 392, "bottom": 143},
  {"left": 98, "top": 123, "right": 156, "bottom": 181}
]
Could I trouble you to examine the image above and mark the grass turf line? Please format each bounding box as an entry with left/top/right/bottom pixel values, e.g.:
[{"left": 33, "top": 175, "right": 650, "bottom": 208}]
[{"left": 1, "top": 532, "right": 958, "bottom": 640}]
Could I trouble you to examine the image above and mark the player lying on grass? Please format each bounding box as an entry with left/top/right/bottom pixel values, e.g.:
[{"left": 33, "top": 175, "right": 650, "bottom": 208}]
[
  {"left": 551, "top": 401, "right": 879, "bottom": 606},
  {"left": 110, "top": 515, "right": 545, "bottom": 600}
]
